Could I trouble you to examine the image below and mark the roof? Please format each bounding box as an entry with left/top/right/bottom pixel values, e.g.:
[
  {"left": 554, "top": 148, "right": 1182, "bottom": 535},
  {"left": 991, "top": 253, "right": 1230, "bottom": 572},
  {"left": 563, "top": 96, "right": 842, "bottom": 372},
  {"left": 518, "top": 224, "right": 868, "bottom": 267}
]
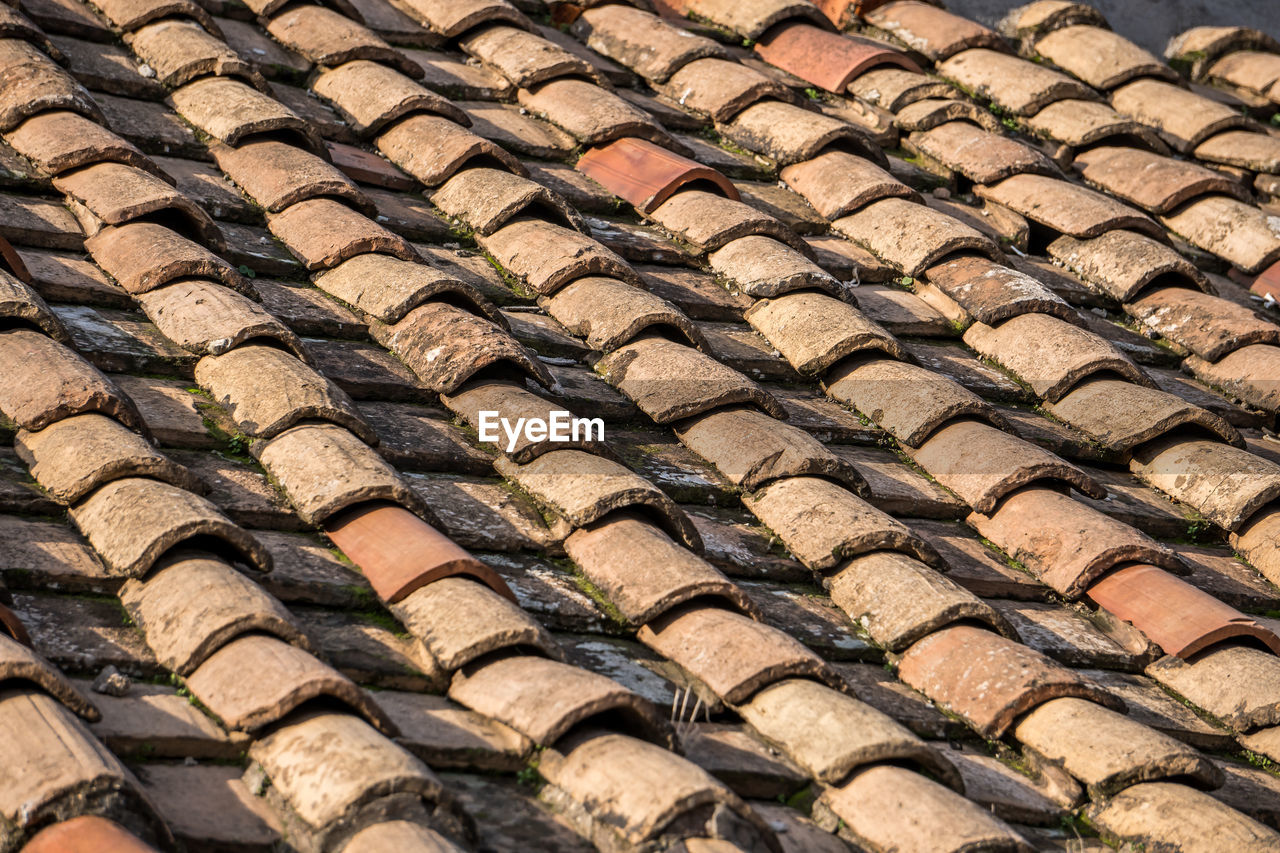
[{"left": 1, "top": 0, "right": 1280, "bottom": 849}]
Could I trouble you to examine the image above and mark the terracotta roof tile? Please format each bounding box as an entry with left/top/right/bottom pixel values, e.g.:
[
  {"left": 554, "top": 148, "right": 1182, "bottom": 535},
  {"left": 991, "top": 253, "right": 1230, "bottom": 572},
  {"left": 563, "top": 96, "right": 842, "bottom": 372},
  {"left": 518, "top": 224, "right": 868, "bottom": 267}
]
[
  {"left": 248, "top": 709, "right": 445, "bottom": 846},
  {"left": 497, "top": 447, "right": 703, "bottom": 547},
  {"left": 195, "top": 343, "right": 373, "bottom": 441},
  {"left": 460, "top": 24, "right": 598, "bottom": 88},
  {"left": 394, "top": 0, "right": 526, "bottom": 38},
  {"left": 392, "top": 575, "right": 559, "bottom": 667},
  {"left": 83, "top": 222, "right": 245, "bottom": 295},
  {"left": 1046, "top": 229, "right": 1206, "bottom": 302},
  {"left": 433, "top": 166, "right": 581, "bottom": 236},
  {"left": 836, "top": 549, "right": 1013, "bottom": 648},
  {"left": 1074, "top": 145, "right": 1246, "bottom": 214},
  {"left": 312, "top": 254, "right": 480, "bottom": 326},
  {"left": 314, "top": 59, "right": 468, "bottom": 138},
  {"left": 1046, "top": 377, "right": 1241, "bottom": 452},
  {"left": 54, "top": 162, "right": 221, "bottom": 247},
  {"left": 824, "top": 355, "right": 1003, "bottom": 445},
  {"left": 450, "top": 653, "right": 671, "bottom": 746},
  {"left": 867, "top": 1, "right": 1007, "bottom": 61},
  {"left": 169, "top": 76, "right": 322, "bottom": 153},
  {"left": 376, "top": 113, "right": 525, "bottom": 187},
  {"left": 0, "top": 690, "right": 166, "bottom": 842},
  {"left": 849, "top": 66, "right": 957, "bottom": 112},
  {"left": 543, "top": 274, "right": 705, "bottom": 352},
  {"left": 267, "top": 197, "right": 418, "bottom": 270},
  {"left": 1090, "top": 782, "right": 1280, "bottom": 851},
  {"left": 1020, "top": 97, "right": 1166, "bottom": 152},
  {"left": 0, "top": 326, "right": 149, "bottom": 432},
  {"left": 651, "top": 57, "right": 791, "bottom": 125},
  {"left": 745, "top": 293, "right": 894, "bottom": 376},
  {"left": 5, "top": 111, "right": 154, "bottom": 181},
  {"left": 835, "top": 196, "right": 1000, "bottom": 277},
  {"left": 1131, "top": 438, "right": 1280, "bottom": 531},
  {"left": 128, "top": 19, "right": 264, "bottom": 89},
  {"left": 14, "top": 412, "right": 197, "bottom": 506},
  {"left": 540, "top": 729, "right": 778, "bottom": 849},
  {"left": 0, "top": 39, "right": 105, "bottom": 131},
  {"left": 909, "top": 120, "right": 1059, "bottom": 185},
  {"left": 968, "top": 486, "right": 1185, "bottom": 597},
  {"left": 267, "top": 4, "right": 421, "bottom": 77},
  {"left": 639, "top": 601, "right": 842, "bottom": 704},
  {"left": 1166, "top": 25, "right": 1280, "bottom": 79},
  {"left": 184, "top": 632, "right": 393, "bottom": 732},
  {"left": 0, "top": 266, "right": 65, "bottom": 340},
  {"left": 372, "top": 299, "right": 550, "bottom": 393},
  {"left": 908, "top": 418, "right": 1106, "bottom": 512},
  {"left": 573, "top": 4, "right": 724, "bottom": 84},
  {"left": 722, "top": 99, "right": 886, "bottom": 167},
  {"left": 213, "top": 139, "right": 371, "bottom": 216},
  {"left": 819, "top": 764, "right": 1030, "bottom": 851},
  {"left": 254, "top": 422, "right": 430, "bottom": 525},
  {"left": 69, "top": 474, "right": 271, "bottom": 576},
  {"left": 0, "top": 629, "right": 99, "bottom": 718},
  {"left": 1035, "top": 25, "right": 1176, "bottom": 90},
  {"left": 22, "top": 815, "right": 161, "bottom": 853},
  {"left": 518, "top": 77, "right": 672, "bottom": 148},
  {"left": 964, "top": 311, "right": 1153, "bottom": 402},
  {"left": 679, "top": 0, "right": 827, "bottom": 40},
  {"left": 1187, "top": 343, "right": 1280, "bottom": 414},
  {"left": 118, "top": 550, "right": 305, "bottom": 674},
  {"left": 1111, "top": 77, "right": 1254, "bottom": 152}
]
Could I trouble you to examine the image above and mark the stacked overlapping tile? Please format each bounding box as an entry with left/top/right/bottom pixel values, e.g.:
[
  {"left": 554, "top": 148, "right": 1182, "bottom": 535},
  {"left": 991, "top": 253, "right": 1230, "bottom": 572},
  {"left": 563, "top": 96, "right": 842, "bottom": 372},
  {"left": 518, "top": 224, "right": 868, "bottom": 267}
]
[
  {"left": 3, "top": 0, "right": 1280, "bottom": 848},
  {"left": 431, "top": 0, "right": 1280, "bottom": 848}
]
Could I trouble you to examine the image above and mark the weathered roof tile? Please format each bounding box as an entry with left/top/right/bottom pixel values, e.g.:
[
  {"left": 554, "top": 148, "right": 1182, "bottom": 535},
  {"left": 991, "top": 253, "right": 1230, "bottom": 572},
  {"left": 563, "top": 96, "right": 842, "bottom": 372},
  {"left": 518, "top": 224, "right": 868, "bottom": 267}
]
[
  {"left": 313, "top": 59, "right": 468, "bottom": 137},
  {"left": 907, "top": 418, "right": 1106, "bottom": 513},
  {"left": 898, "top": 623, "right": 1122, "bottom": 737},
  {"left": 519, "top": 77, "right": 671, "bottom": 147},
  {"left": 186, "top": 633, "right": 393, "bottom": 732},
  {"left": 170, "top": 76, "right": 323, "bottom": 153},
  {"left": 0, "top": 328, "right": 146, "bottom": 432},
  {"left": 497, "top": 448, "right": 702, "bottom": 548},
  {"left": 255, "top": 422, "right": 429, "bottom": 526},
  {"left": 480, "top": 217, "right": 638, "bottom": 295},
  {"left": 70, "top": 476, "right": 271, "bottom": 576},
  {"left": 834, "top": 196, "right": 1000, "bottom": 277},
  {"left": 391, "top": 576, "right": 559, "bottom": 669},
  {"left": 969, "top": 486, "right": 1185, "bottom": 597},
  {"left": 639, "top": 602, "right": 842, "bottom": 704},
  {"left": 129, "top": 19, "right": 263, "bottom": 89},
  {"left": 964, "top": 312, "right": 1153, "bottom": 402},
  {"left": 213, "top": 139, "right": 371, "bottom": 215},
  {"left": 195, "top": 343, "right": 373, "bottom": 441},
  {"left": 867, "top": 0, "right": 1007, "bottom": 61},
  {"left": 819, "top": 764, "right": 1030, "bottom": 851},
  {"left": 120, "top": 551, "right": 305, "bottom": 675},
  {"left": 939, "top": 47, "right": 1097, "bottom": 115},
  {"left": 266, "top": 4, "right": 422, "bottom": 77},
  {"left": 1035, "top": 25, "right": 1176, "bottom": 89},
  {"left": 0, "top": 41, "right": 105, "bottom": 131},
  {"left": 6, "top": 110, "right": 159, "bottom": 178},
  {"left": 15, "top": 413, "right": 196, "bottom": 505},
  {"left": 1089, "top": 782, "right": 1280, "bottom": 852},
  {"left": 831, "top": 549, "right": 1012, "bottom": 649},
  {"left": 451, "top": 654, "right": 669, "bottom": 746}
]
